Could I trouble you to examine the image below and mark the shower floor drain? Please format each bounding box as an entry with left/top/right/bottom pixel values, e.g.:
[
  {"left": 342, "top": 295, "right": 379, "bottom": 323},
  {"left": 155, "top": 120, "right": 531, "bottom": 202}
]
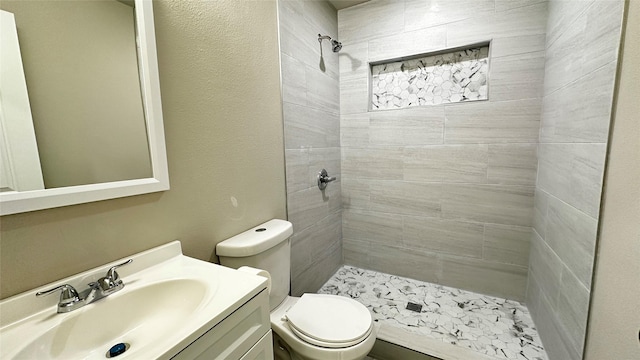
[{"left": 406, "top": 302, "right": 423, "bottom": 312}]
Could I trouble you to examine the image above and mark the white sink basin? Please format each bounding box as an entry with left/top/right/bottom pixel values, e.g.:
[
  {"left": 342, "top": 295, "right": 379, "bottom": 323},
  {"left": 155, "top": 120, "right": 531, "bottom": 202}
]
[{"left": 0, "top": 241, "right": 268, "bottom": 359}]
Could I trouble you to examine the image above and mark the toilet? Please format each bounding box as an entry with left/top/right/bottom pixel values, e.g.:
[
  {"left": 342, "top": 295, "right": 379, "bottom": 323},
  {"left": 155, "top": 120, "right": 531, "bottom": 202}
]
[{"left": 216, "top": 219, "right": 378, "bottom": 360}]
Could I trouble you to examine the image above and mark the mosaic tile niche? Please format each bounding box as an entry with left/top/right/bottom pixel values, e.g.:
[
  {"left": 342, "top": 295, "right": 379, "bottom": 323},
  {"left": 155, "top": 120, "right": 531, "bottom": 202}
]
[{"left": 371, "top": 45, "right": 489, "bottom": 110}]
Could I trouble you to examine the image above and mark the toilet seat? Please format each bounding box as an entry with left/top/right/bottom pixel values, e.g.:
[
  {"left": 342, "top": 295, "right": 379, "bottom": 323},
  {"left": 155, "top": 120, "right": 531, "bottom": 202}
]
[{"left": 284, "top": 294, "right": 373, "bottom": 348}]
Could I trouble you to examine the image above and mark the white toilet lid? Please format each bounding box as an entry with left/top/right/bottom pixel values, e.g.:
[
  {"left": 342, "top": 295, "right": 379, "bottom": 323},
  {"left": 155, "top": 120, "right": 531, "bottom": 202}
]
[{"left": 285, "top": 294, "right": 373, "bottom": 348}]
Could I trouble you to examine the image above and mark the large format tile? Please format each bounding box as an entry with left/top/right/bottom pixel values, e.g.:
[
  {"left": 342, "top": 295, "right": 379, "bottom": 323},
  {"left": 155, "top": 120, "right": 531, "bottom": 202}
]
[
  {"left": 483, "top": 224, "right": 531, "bottom": 267},
  {"left": 489, "top": 51, "right": 545, "bottom": 101},
  {"left": 540, "top": 61, "right": 616, "bottom": 143},
  {"left": 446, "top": 2, "right": 547, "bottom": 47},
  {"left": 291, "top": 242, "right": 341, "bottom": 295},
  {"left": 403, "top": 145, "right": 488, "bottom": 183},
  {"left": 556, "top": 266, "right": 590, "bottom": 358},
  {"left": 537, "top": 143, "right": 607, "bottom": 218},
  {"left": 281, "top": 53, "right": 308, "bottom": 106},
  {"left": 285, "top": 149, "right": 310, "bottom": 193},
  {"left": 290, "top": 211, "right": 342, "bottom": 278},
  {"left": 545, "top": 196, "right": 597, "bottom": 288},
  {"left": 342, "top": 147, "right": 404, "bottom": 180},
  {"left": 369, "top": 181, "right": 442, "bottom": 217},
  {"left": 532, "top": 189, "right": 549, "bottom": 238},
  {"left": 369, "top": 106, "right": 445, "bottom": 146},
  {"left": 527, "top": 231, "right": 563, "bottom": 301},
  {"left": 342, "top": 208, "right": 403, "bottom": 246},
  {"left": 444, "top": 99, "right": 541, "bottom": 144},
  {"left": 545, "top": 0, "right": 594, "bottom": 48},
  {"left": 404, "top": 0, "right": 495, "bottom": 31},
  {"left": 487, "top": 144, "right": 537, "bottom": 186},
  {"left": 340, "top": 74, "right": 369, "bottom": 115},
  {"left": 306, "top": 66, "right": 340, "bottom": 114},
  {"left": 368, "top": 243, "right": 442, "bottom": 284},
  {"left": 341, "top": 113, "right": 370, "bottom": 147},
  {"left": 403, "top": 216, "right": 484, "bottom": 258},
  {"left": 439, "top": 254, "right": 528, "bottom": 301},
  {"left": 534, "top": 290, "right": 581, "bottom": 360},
  {"left": 368, "top": 26, "right": 446, "bottom": 62},
  {"left": 490, "top": 34, "right": 546, "bottom": 58},
  {"left": 439, "top": 184, "right": 534, "bottom": 227},
  {"left": 338, "top": 0, "right": 405, "bottom": 43},
  {"left": 283, "top": 102, "right": 340, "bottom": 149}
]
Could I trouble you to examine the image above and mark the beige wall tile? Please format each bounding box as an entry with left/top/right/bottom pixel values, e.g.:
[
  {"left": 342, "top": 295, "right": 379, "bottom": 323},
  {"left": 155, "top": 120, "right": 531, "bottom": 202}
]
[
  {"left": 557, "top": 266, "right": 590, "bottom": 357},
  {"left": 532, "top": 189, "right": 549, "bottom": 238},
  {"left": 338, "top": 0, "right": 405, "bottom": 43},
  {"left": 369, "top": 181, "right": 442, "bottom": 217},
  {"left": 342, "top": 147, "right": 404, "bottom": 180},
  {"left": 537, "top": 143, "right": 607, "bottom": 218},
  {"left": 404, "top": 145, "right": 488, "bottom": 183},
  {"left": 489, "top": 51, "right": 545, "bottom": 101},
  {"left": 540, "top": 61, "right": 616, "bottom": 143},
  {"left": 444, "top": 99, "right": 541, "bottom": 144},
  {"left": 306, "top": 66, "right": 340, "bottom": 114},
  {"left": 281, "top": 54, "right": 308, "bottom": 106},
  {"left": 483, "top": 224, "right": 531, "bottom": 266},
  {"left": 490, "top": 34, "right": 546, "bottom": 58},
  {"left": 533, "top": 289, "right": 582, "bottom": 360},
  {"left": 439, "top": 254, "right": 528, "bottom": 301},
  {"left": 527, "top": 231, "right": 563, "bottom": 300},
  {"left": 341, "top": 178, "right": 371, "bottom": 209},
  {"left": 340, "top": 75, "right": 369, "bottom": 115},
  {"left": 545, "top": 195, "right": 597, "bottom": 288},
  {"left": 368, "top": 26, "right": 447, "bottom": 63},
  {"left": 404, "top": 0, "right": 495, "bottom": 31},
  {"left": 343, "top": 237, "right": 370, "bottom": 268},
  {"left": 403, "top": 216, "right": 484, "bottom": 258},
  {"left": 446, "top": 2, "right": 547, "bottom": 47},
  {"left": 440, "top": 184, "right": 534, "bottom": 226},
  {"left": 285, "top": 149, "right": 310, "bottom": 193},
  {"left": 487, "top": 144, "right": 538, "bottom": 186},
  {"left": 291, "top": 242, "right": 342, "bottom": 295},
  {"left": 342, "top": 208, "right": 403, "bottom": 246},
  {"left": 283, "top": 102, "right": 340, "bottom": 149},
  {"left": 341, "top": 113, "right": 370, "bottom": 147},
  {"left": 495, "top": 0, "right": 547, "bottom": 12},
  {"left": 368, "top": 243, "right": 442, "bottom": 284},
  {"left": 370, "top": 107, "right": 445, "bottom": 146}
]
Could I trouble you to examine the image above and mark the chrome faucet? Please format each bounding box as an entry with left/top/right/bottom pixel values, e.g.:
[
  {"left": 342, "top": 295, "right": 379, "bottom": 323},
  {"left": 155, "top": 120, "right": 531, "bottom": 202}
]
[{"left": 36, "top": 259, "right": 132, "bottom": 313}]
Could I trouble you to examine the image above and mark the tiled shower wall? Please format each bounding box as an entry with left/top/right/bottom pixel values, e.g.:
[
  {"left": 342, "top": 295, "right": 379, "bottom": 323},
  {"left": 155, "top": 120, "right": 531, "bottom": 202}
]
[
  {"left": 526, "top": 1, "right": 624, "bottom": 359},
  {"left": 278, "top": 0, "right": 342, "bottom": 295},
  {"left": 338, "top": 0, "right": 548, "bottom": 301}
]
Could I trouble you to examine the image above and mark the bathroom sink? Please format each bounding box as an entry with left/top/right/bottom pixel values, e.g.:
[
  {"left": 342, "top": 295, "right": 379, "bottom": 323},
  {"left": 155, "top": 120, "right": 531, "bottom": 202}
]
[{"left": 0, "top": 241, "right": 269, "bottom": 359}]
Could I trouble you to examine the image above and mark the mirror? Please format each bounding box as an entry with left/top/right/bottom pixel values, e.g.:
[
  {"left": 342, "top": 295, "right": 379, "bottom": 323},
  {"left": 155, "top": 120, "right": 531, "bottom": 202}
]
[{"left": 0, "top": 0, "right": 169, "bottom": 216}]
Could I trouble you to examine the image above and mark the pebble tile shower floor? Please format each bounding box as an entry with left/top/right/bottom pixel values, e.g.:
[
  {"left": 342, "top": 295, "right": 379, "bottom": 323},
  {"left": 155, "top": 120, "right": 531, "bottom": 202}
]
[{"left": 318, "top": 266, "right": 548, "bottom": 360}]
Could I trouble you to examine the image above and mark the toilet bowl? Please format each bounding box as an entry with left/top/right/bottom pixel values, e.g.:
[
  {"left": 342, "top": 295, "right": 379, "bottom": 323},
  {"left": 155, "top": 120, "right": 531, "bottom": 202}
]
[
  {"left": 270, "top": 295, "right": 379, "bottom": 360},
  {"left": 216, "top": 219, "right": 377, "bottom": 360}
]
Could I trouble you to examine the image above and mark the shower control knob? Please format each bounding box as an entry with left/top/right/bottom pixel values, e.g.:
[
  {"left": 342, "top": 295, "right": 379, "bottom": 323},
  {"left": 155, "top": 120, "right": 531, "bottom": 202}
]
[{"left": 317, "top": 169, "right": 336, "bottom": 190}]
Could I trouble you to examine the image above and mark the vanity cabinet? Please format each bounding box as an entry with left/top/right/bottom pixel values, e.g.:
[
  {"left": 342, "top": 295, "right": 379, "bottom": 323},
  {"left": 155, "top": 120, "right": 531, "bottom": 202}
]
[{"left": 172, "top": 289, "right": 273, "bottom": 360}]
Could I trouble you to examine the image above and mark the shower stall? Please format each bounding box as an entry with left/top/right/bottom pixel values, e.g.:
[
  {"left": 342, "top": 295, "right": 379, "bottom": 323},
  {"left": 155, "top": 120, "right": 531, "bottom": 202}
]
[{"left": 277, "top": 1, "right": 625, "bottom": 359}]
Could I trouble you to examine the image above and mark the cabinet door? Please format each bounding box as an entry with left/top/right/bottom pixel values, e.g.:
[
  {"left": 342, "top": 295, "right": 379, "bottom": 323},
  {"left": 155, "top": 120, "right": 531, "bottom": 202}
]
[
  {"left": 173, "top": 290, "right": 270, "bottom": 360},
  {"left": 240, "top": 331, "right": 274, "bottom": 360}
]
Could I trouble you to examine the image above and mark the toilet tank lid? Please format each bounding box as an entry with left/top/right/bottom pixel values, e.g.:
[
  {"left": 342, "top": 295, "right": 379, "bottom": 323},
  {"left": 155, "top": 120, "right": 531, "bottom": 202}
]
[{"left": 216, "top": 219, "right": 293, "bottom": 257}]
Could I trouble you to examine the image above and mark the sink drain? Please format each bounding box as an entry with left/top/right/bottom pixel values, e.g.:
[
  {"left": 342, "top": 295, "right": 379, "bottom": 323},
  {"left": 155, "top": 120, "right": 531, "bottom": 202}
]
[{"left": 106, "top": 343, "right": 130, "bottom": 358}]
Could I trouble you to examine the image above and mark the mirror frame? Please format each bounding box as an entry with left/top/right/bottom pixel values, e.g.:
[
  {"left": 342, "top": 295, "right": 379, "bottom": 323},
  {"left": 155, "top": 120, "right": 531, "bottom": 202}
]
[{"left": 0, "top": 0, "right": 169, "bottom": 216}]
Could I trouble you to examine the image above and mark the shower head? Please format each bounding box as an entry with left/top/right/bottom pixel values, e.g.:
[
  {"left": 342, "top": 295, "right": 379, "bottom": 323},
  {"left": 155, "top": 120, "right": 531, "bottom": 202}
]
[
  {"left": 318, "top": 34, "right": 342, "bottom": 53},
  {"left": 331, "top": 39, "right": 342, "bottom": 52}
]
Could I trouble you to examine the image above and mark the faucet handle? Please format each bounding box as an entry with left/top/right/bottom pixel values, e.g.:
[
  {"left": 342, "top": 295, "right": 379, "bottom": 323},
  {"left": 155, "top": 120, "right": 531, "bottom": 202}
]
[
  {"left": 97, "top": 259, "right": 133, "bottom": 293},
  {"left": 36, "top": 284, "right": 80, "bottom": 306},
  {"left": 106, "top": 259, "right": 133, "bottom": 282}
]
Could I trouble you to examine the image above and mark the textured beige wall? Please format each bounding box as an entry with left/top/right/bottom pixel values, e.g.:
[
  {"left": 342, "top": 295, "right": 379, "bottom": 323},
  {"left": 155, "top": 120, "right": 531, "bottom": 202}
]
[
  {"left": 0, "top": 0, "right": 151, "bottom": 188},
  {"left": 585, "top": 1, "right": 640, "bottom": 358},
  {"left": 0, "top": 0, "right": 286, "bottom": 299}
]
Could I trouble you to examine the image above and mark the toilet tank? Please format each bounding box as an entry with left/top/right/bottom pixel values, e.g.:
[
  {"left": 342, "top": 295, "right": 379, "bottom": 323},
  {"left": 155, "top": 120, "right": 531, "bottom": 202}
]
[{"left": 216, "top": 219, "right": 293, "bottom": 310}]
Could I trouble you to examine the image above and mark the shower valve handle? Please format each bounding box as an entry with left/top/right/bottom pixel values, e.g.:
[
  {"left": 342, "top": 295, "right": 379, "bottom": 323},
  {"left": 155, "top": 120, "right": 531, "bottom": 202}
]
[{"left": 317, "top": 169, "right": 336, "bottom": 190}]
